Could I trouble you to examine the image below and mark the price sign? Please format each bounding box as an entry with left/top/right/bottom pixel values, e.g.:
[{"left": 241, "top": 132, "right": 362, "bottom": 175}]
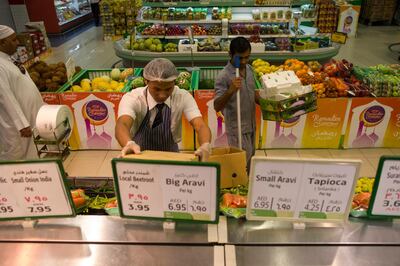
[
  {"left": 112, "top": 159, "right": 220, "bottom": 223},
  {"left": 65, "top": 57, "right": 76, "bottom": 81},
  {"left": 247, "top": 157, "right": 360, "bottom": 223},
  {"left": 331, "top": 32, "right": 347, "bottom": 44},
  {"left": 368, "top": 156, "right": 400, "bottom": 218},
  {"left": 0, "top": 160, "right": 74, "bottom": 221}
]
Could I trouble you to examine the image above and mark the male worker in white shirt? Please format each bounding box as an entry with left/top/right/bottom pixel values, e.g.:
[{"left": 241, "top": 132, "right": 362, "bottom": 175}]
[
  {"left": 116, "top": 58, "right": 211, "bottom": 161},
  {"left": 0, "top": 25, "right": 44, "bottom": 160}
]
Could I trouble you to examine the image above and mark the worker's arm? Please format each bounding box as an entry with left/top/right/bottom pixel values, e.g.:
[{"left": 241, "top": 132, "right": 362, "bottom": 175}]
[
  {"left": 115, "top": 115, "right": 134, "bottom": 147},
  {"left": 190, "top": 116, "right": 212, "bottom": 161},
  {"left": 214, "top": 77, "right": 242, "bottom": 112},
  {"left": 116, "top": 115, "right": 141, "bottom": 155},
  {"left": 190, "top": 117, "right": 211, "bottom": 146}
]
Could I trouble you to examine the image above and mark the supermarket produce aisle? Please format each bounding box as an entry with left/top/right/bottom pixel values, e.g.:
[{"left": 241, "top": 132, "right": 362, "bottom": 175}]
[{"left": 63, "top": 148, "right": 399, "bottom": 178}]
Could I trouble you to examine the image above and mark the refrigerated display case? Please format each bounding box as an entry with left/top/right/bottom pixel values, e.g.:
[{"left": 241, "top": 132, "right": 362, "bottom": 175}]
[{"left": 25, "top": 0, "right": 93, "bottom": 34}]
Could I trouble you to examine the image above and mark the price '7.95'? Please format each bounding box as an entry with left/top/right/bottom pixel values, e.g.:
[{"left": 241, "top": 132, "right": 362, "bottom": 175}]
[{"left": 28, "top": 206, "right": 52, "bottom": 213}]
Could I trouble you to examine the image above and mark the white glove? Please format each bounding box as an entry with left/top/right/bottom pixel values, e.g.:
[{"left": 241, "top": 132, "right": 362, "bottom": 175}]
[
  {"left": 121, "top": 140, "right": 141, "bottom": 157},
  {"left": 195, "top": 142, "right": 211, "bottom": 162}
]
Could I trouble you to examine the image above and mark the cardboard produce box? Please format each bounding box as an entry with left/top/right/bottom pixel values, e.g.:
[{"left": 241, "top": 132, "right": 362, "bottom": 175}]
[
  {"left": 124, "top": 150, "right": 198, "bottom": 162},
  {"left": 208, "top": 147, "right": 247, "bottom": 188}
]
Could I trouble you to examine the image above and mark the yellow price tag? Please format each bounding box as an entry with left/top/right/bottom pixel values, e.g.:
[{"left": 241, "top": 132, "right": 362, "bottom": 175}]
[{"left": 331, "top": 32, "right": 347, "bottom": 44}]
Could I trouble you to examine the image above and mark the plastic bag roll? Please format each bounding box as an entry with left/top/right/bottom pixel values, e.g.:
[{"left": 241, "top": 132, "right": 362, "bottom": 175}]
[{"left": 36, "top": 105, "right": 74, "bottom": 140}]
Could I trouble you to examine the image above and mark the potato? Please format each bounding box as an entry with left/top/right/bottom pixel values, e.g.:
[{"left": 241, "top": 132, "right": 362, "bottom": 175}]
[
  {"left": 42, "top": 72, "right": 53, "bottom": 79},
  {"left": 52, "top": 76, "right": 61, "bottom": 83},
  {"left": 45, "top": 79, "right": 52, "bottom": 84},
  {"left": 48, "top": 64, "right": 58, "bottom": 70},
  {"left": 55, "top": 71, "right": 65, "bottom": 77}
]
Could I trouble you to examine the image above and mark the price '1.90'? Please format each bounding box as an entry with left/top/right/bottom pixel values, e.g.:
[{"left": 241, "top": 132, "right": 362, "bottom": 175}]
[{"left": 0, "top": 206, "right": 13, "bottom": 213}]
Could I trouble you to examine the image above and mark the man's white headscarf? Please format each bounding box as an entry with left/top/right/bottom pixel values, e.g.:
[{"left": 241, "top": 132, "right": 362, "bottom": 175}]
[{"left": 0, "top": 25, "right": 15, "bottom": 40}]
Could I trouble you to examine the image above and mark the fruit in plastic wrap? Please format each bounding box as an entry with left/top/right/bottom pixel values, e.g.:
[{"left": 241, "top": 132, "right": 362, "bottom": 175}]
[
  {"left": 111, "top": 68, "right": 121, "bottom": 81},
  {"left": 132, "top": 77, "right": 145, "bottom": 89},
  {"left": 221, "top": 193, "right": 247, "bottom": 208},
  {"left": 352, "top": 192, "right": 371, "bottom": 210}
]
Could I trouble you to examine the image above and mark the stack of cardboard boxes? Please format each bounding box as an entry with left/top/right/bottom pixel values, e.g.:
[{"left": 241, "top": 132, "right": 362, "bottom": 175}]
[
  {"left": 16, "top": 31, "right": 47, "bottom": 63},
  {"left": 360, "top": 0, "right": 398, "bottom": 24}
]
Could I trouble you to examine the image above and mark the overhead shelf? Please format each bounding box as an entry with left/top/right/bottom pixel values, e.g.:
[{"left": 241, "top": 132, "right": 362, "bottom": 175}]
[{"left": 141, "top": 0, "right": 314, "bottom": 8}]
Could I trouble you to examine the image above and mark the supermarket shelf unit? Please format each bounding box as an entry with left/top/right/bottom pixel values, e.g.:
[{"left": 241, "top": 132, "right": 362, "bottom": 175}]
[{"left": 114, "top": 0, "right": 337, "bottom": 64}]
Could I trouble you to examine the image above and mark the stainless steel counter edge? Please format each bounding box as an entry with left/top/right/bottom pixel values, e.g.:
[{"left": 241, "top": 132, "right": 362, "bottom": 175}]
[{"left": 1, "top": 215, "right": 400, "bottom": 245}]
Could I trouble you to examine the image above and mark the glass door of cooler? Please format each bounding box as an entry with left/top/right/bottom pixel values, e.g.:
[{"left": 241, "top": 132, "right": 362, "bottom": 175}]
[{"left": 55, "top": 0, "right": 91, "bottom": 25}]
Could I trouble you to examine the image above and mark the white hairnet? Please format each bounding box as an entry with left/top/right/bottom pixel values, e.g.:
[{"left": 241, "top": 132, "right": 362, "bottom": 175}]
[{"left": 143, "top": 58, "right": 179, "bottom": 82}]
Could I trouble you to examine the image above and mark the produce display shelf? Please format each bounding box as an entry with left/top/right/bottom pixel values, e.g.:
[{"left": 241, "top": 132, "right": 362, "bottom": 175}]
[
  {"left": 58, "top": 11, "right": 92, "bottom": 26},
  {"left": 231, "top": 12, "right": 291, "bottom": 23},
  {"left": 230, "top": 19, "right": 292, "bottom": 23},
  {"left": 137, "top": 16, "right": 222, "bottom": 25},
  {"left": 114, "top": 40, "right": 340, "bottom": 63},
  {"left": 143, "top": 0, "right": 294, "bottom": 8},
  {"left": 228, "top": 34, "right": 293, "bottom": 38},
  {"left": 136, "top": 34, "right": 166, "bottom": 39},
  {"left": 165, "top": 34, "right": 220, "bottom": 39}
]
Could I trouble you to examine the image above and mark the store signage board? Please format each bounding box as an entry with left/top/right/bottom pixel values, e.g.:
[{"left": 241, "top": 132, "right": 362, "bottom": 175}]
[
  {"left": 368, "top": 156, "right": 400, "bottom": 219},
  {"left": 112, "top": 158, "right": 220, "bottom": 224},
  {"left": 0, "top": 160, "right": 75, "bottom": 221},
  {"left": 246, "top": 157, "right": 360, "bottom": 223},
  {"left": 331, "top": 32, "right": 347, "bottom": 44}
]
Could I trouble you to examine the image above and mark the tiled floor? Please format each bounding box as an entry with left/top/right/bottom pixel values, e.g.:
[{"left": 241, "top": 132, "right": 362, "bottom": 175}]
[
  {"left": 64, "top": 148, "right": 395, "bottom": 178},
  {"left": 52, "top": 24, "right": 398, "bottom": 178}
]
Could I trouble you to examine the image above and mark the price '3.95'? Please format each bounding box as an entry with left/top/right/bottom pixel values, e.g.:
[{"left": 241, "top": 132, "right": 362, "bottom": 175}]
[{"left": 0, "top": 206, "right": 13, "bottom": 213}]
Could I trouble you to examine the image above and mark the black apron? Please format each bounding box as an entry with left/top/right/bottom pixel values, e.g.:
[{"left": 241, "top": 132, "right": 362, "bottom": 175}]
[{"left": 133, "top": 89, "right": 178, "bottom": 152}]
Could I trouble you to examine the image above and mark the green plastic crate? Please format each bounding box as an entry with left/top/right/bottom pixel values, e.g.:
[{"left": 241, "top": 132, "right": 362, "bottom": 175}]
[
  {"left": 200, "top": 66, "right": 261, "bottom": 90},
  {"left": 199, "top": 67, "right": 223, "bottom": 90},
  {"left": 260, "top": 92, "right": 318, "bottom": 121},
  {"left": 130, "top": 67, "right": 199, "bottom": 92},
  {"left": 57, "top": 68, "right": 134, "bottom": 93}
]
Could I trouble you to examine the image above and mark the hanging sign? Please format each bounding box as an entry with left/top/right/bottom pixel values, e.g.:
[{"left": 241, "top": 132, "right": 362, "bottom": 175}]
[
  {"left": 0, "top": 160, "right": 75, "bottom": 221},
  {"left": 247, "top": 157, "right": 360, "bottom": 223},
  {"left": 112, "top": 158, "right": 220, "bottom": 223},
  {"left": 368, "top": 156, "right": 400, "bottom": 218}
]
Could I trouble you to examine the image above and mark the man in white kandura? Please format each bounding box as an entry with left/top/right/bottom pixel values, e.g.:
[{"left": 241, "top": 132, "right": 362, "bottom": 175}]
[
  {"left": 115, "top": 58, "right": 212, "bottom": 161},
  {"left": 0, "top": 25, "right": 44, "bottom": 160}
]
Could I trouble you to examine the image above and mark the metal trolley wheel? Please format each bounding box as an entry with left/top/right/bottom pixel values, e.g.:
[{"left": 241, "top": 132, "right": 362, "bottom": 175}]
[{"left": 388, "top": 42, "right": 400, "bottom": 61}]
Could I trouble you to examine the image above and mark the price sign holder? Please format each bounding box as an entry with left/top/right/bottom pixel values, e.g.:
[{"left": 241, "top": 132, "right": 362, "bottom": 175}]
[
  {"left": 0, "top": 159, "right": 75, "bottom": 224},
  {"left": 246, "top": 157, "right": 361, "bottom": 228},
  {"left": 112, "top": 158, "right": 220, "bottom": 224},
  {"left": 368, "top": 156, "right": 400, "bottom": 221}
]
